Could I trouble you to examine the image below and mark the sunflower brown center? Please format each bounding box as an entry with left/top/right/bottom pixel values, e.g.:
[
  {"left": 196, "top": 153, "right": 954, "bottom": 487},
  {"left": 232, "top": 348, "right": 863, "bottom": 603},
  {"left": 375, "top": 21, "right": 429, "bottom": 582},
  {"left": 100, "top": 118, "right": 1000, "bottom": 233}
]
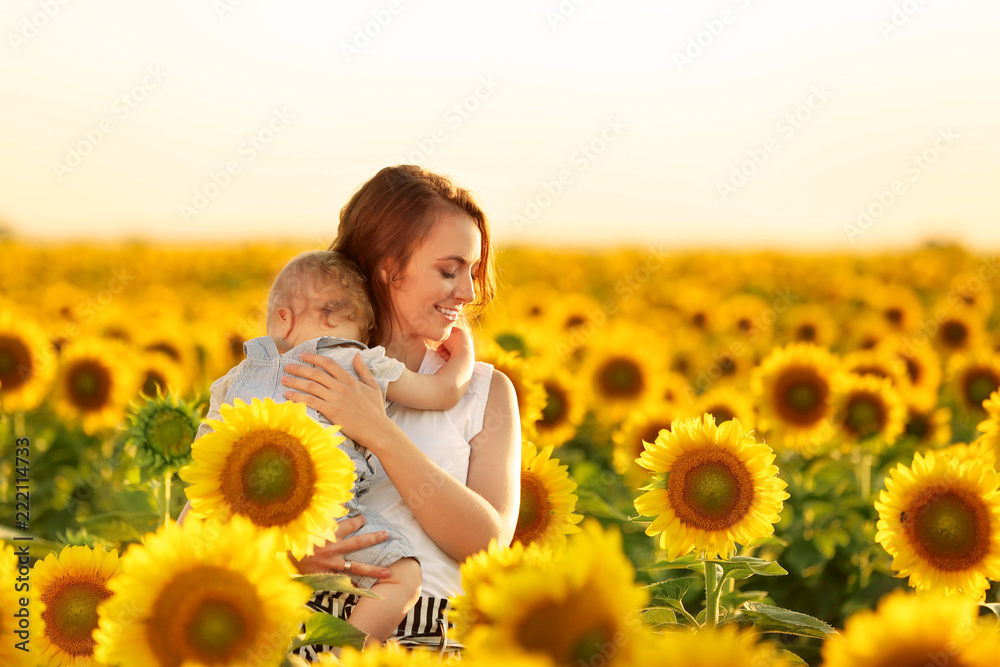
[
  {"left": 41, "top": 576, "right": 112, "bottom": 657},
  {"left": 596, "top": 358, "right": 644, "bottom": 399},
  {"left": 148, "top": 342, "right": 181, "bottom": 361},
  {"left": 941, "top": 320, "right": 968, "bottom": 348},
  {"left": 148, "top": 565, "right": 262, "bottom": 667},
  {"left": 67, "top": 360, "right": 112, "bottom": 410},
  {"left": 963, "top": 369, "right": 1000, "bottom": 409},
  {"left": 692, "top": 312, "right": 706, "bottom": 329},
  {"left": 903, "top": 484, "right": 990, "bottom": 571},
  {"left": 903, "top": 355, "right": 921, "bottom": 383},
  {"left": 539, "top": 382, "right": 569, "bottom": 428},
  {"left": 0, "top": 335, "right": 32, "bottom": 391},
  {"left": 515, "top": 586, "right": 619, "bottom": 667},
  {"left": 513, "top": 471, "right": 552, "bottom": 546},
  {"left": 705, "top": 405, "right": 735, "bottom": 424},
  {"left": 853, "top": 365, "right": 889, "bottom": 379},
  {"left": 843, "top": 393, "right": 887, "bottom": 439},
  {"left": 885, "top": 307, "right": 904, "bottom": 325},
  {"left": 147, "top": 408, "right": 196, "bottom": 458},
  {"left": 905, "top": 412, "right": 930, "bottom": 440},
  {"left": 220, "top": 429, "right": 317, "bottom": 527},
  {"left": 797, "top": 324, "right": 817, "bottom": 342},
  {"left": 565, "top": 314, "right": 587, "bottom": 330},
  {"left": 774, "top": 366, "right": 830, "bottom": 426},
  {"left": 143, "top": 369, "right": 167, "bottom": 396},
  {"left": 668, "top": 448, "right": 755, "bottom": 531},
  {"left": 872, "top": 646, "right": 969, "bottom": 667}
]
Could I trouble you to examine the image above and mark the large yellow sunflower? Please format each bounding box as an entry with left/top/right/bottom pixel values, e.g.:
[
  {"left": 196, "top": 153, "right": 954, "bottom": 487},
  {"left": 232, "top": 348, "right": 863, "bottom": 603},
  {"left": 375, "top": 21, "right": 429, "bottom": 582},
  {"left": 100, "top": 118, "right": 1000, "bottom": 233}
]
[
  {"left": 31, "top": 544, "right": 120, "bottom": 667},
  {"left": 635, "top": 626, "right": 791, "bottom": 667},
  {"left": 875, "top": 450, "right": 1000, "bottom": 599},
  {"left": 634, "top": 415, "right": 789, "bottom": 560},
  {"left": 0, "top": 308, "right": 56, "bottom": 413},
  {"left": 466, "top": 521, "right": 650, "bottom": 667},
  {"left": 94, "top": 515, "right": 312, "bottom": 667},
  {"left": 751, "top": 343, "right": 840, "bottom": 453},
  {"left": 513, "top": 442, "right": 583, "bottom": 549},
  {"left": 820, "top": 588, "right": 1000, "bottom": 667},
  {"left": 180, "top": 397, "right": 356, "bottom": 559},
  {"left": 831, "top": 374, "right": 907, "bottom": 455},
  {"left": 452, "top": 538, "right": 553, "bottom": 640},
  {"left": 54, "top": 338, "right": 135, "bottom": 434},
  {"left": 0, "top": 542, "right": 35, "bottom": 667}
]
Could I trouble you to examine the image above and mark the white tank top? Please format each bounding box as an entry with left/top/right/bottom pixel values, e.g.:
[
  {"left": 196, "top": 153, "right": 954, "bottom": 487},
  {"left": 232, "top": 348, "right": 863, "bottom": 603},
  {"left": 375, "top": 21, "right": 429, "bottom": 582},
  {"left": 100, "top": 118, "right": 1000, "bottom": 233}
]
[{"left": 363, "top": 348, "right": 494, "bottom": 598}]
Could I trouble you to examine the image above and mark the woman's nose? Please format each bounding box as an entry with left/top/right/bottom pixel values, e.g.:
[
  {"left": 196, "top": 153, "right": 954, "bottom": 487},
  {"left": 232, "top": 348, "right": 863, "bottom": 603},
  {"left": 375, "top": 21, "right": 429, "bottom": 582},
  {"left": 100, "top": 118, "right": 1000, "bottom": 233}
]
[{"left": 455, "top": 271, "right": 475, "bottom": 303}]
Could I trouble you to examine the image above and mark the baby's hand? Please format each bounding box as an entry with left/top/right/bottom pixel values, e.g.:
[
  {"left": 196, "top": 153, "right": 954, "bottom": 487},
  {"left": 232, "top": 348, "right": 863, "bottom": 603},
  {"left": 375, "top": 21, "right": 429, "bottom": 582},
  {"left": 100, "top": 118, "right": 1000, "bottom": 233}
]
[{"left": 439, "top": 326, "right": 473, "bottom": 362}]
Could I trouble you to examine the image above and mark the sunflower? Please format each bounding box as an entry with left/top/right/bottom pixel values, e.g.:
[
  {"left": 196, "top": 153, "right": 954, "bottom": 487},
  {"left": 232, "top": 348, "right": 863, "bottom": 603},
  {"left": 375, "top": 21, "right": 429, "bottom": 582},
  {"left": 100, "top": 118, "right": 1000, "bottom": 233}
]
[
  {"left": 54, "top": 338, "right": 135, "bottom": 434},
  {"left": 93, "top": 515, "right": 312, "bottom": 667},
  {"left": 634, "top": 415, "right": 789, "bottom": 560},
  {"left": 972, "top": 391, "right": 1000, "bottom": 466},
  {"left": 135, "top": 350, "right": 187, "bottom": 399},
  {"left": 125, "top": 390, "right": 202, "bottom": 475},
  {"left": 933, "top": 308, "right": 986, "bottom": 356},
  {"left": 820, "top": 588, "right": 1000, "bottom": 667},
  {"left": 0, "top": 542, "right": 35, "bottom": 667},
  {"left": 30, "top": 544, "right": 120, "bottom": 667},
  {"left": 636, "top": 625, "right": 791, "bottom": 667},
  {"left": 946, "top": 349, "right": 1000, "bottom": 417},
  {"left": 870, "top": 283, "right": 924, "bottom": 333},
  {"left": 580, "top": 331, "right": 662, "bottom": 422},
  {"left": 661, "top": 370, "right": 695, "bottom": 405},
  {"left": 476, "top": 341, "right": 547, "bottom": 441},
  {"left": 612, "top": 402, "right": 686, "bottom": 489},
  {"left": 674, "top": 285, "right": 721, "bottom": 334},
  {"left": 0, "top": 308, "right": 57, "bottom": 412},
  {"left": 841, "top": 347, "right": 908, "bottom": 387},
  {"left": 939, "top": 440, "right": 996, "bottom": 468},
  {"left": 328, "top": 642, "right": 467, "bottom": 667},
  {"left": 466, "top": 521, "right": 650, "bottom": 667},
  {"left": 875, "top": 450, "right": 1000, "bottom": 599},
  {"left": 844, "top": 313, "right": 893, "bottom": 351},
  {"left": 884, "top": 338, "right": 942, "bottom": 411},
  {"left": 903, "top": 405, "right": 952, "bottom": 449},
  {"left": 180, "top": 397, "right": 356, "bottom": 559},
  {"left": 780, "top": 304, "right": 837, "bottom": 348},
  {"left": 513, "top": 442, "right": 583, "bottom": 549},
  {"left": 751, "top": 343, "right": 841, "bottom": 453},
  {"left": 452, "top": 538, "right": 552, "bottom": 639},
  {"left": 948, "top": 270, "right": 995, "bottom": 318},
  {"left": 719, "top": 293, "right": 774, "bottom": 350},
  {"left": 831, "top": 374, "right": 907, "bottom": 455},
  {"left": 532, "top": 368, "right": 586, "bottom": 447},
  {"left": 694, "top": 385, "right": 756, "bottom": 432}
]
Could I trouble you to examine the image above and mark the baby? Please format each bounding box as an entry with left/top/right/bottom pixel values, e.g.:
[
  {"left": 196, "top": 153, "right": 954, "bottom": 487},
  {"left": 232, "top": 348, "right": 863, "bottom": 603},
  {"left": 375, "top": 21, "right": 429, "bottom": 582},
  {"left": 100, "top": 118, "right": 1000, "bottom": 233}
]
[{"left": 198, "top": 249, "right": 473, "bottom": 645}]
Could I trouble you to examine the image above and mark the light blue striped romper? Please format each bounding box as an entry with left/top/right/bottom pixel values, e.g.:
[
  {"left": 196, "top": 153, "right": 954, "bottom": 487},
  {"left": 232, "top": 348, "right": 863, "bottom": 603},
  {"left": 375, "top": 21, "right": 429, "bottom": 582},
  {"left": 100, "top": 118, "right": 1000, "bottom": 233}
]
[{"left": 202, "top": 334, "right": 418, "bottom": 588}]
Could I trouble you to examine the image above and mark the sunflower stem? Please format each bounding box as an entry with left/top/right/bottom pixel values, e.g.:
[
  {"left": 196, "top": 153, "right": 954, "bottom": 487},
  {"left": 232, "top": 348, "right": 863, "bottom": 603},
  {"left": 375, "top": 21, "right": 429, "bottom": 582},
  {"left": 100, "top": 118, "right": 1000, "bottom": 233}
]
[
  {"left": 857, "top": 451, "right": 873, "bottom": 500},
  {"left": 704, "top": 558, "right": 721, "bottom": 628},
  {"left": 163, "top": 469, "right": 172, "bottom": 530}
]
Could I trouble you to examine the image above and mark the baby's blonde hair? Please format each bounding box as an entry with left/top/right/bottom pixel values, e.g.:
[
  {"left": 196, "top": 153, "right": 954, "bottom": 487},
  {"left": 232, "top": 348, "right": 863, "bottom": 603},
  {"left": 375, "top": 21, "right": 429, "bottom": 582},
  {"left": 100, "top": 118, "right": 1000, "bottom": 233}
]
[{"left": 267, "top": 250, "right": 374, "bottom": 344}]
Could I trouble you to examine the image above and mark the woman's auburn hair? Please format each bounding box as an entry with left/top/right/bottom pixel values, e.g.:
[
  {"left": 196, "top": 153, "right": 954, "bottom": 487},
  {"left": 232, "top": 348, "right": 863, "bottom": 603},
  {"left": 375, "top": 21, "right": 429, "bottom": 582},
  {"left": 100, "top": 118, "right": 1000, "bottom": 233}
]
[{"left": 330, "top": 165, "right": 497, "bottom": 346}]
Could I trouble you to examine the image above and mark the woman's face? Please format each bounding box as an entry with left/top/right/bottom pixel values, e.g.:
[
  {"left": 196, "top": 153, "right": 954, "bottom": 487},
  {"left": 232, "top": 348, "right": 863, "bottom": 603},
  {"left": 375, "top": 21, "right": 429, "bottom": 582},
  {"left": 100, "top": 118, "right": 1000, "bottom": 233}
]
[{"left": 389, "top": 207, "right": 482, "bottom": 343}]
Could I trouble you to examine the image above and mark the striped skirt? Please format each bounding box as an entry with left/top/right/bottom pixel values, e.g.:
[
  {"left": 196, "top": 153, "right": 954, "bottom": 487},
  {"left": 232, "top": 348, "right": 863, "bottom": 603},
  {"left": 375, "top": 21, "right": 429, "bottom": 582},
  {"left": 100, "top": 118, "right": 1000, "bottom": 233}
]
[{"left": 293, "top": 590, "right": 464, "bottom": 660}]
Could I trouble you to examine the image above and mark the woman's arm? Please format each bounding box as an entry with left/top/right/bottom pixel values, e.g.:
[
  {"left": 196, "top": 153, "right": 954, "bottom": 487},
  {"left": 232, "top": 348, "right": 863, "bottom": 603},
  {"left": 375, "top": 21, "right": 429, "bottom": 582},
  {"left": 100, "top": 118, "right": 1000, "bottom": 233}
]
[{"left": 283, "top": 353, "right": 521, "bottom": 562}]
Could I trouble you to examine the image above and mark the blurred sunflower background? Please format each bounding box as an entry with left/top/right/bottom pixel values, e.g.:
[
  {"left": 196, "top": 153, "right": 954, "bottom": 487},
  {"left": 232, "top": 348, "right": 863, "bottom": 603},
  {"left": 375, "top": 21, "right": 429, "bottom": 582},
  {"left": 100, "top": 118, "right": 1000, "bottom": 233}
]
[{"left": 3, "top": 240, "right": 1000, "bottom": 665}]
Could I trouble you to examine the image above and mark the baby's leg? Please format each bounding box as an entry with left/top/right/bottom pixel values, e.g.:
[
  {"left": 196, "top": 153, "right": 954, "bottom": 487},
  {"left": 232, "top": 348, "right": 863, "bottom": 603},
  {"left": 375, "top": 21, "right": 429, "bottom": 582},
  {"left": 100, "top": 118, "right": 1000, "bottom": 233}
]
[{"left": 347, "top": 557, "right": 421, "bottom": 646}]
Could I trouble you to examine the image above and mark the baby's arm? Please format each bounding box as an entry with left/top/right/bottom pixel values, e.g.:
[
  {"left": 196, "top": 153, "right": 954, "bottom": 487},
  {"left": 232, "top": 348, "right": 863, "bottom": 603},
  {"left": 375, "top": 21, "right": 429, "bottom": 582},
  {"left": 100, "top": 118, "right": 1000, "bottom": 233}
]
[{"left": 385, "top": 327, "right": 475, "bottom": 410}]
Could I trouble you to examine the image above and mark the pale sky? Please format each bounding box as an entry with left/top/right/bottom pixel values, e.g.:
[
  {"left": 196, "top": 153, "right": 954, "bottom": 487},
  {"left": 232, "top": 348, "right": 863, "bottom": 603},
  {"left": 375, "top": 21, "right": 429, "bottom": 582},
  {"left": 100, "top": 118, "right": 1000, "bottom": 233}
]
[{"left": 2, "top": 1, "right": 999, "bottom": 249}]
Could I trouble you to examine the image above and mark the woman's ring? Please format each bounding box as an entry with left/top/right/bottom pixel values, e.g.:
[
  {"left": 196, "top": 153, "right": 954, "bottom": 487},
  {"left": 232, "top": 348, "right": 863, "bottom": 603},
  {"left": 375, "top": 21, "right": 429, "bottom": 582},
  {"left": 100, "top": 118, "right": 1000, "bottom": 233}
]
[{"left": 343, "top": 559, "right": 352, "bottom": 573}]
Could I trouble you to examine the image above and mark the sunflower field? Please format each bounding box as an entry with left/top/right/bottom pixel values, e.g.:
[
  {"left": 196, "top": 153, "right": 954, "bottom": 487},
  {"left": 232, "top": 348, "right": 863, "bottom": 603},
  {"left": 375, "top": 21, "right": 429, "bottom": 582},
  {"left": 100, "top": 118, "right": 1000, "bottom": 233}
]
[{"left": 2, "top": 240, "right": 1000, "bottom": 666}]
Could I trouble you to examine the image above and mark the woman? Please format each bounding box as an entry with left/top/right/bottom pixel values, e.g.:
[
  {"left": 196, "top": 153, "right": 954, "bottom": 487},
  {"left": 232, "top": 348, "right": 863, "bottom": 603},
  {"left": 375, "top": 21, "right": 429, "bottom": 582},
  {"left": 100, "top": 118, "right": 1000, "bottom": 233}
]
[{"left": 282, "top": 165, "right": 521, "bottom": 654}]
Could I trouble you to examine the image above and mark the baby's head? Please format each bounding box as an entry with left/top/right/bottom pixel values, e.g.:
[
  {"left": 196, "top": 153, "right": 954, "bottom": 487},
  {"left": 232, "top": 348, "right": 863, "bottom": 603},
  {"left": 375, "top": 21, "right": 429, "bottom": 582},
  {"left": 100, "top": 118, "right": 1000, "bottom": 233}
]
[{"left": 266, "top": 250, "right": 374, "bottom": 352}]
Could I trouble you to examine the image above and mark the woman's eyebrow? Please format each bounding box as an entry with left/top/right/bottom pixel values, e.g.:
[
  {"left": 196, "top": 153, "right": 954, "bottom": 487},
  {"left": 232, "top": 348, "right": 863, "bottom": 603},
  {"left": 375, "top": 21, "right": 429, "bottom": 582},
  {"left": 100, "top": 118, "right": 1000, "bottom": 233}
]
[{"left": 437, "top": 255, "right": 469, "bottom": 264}]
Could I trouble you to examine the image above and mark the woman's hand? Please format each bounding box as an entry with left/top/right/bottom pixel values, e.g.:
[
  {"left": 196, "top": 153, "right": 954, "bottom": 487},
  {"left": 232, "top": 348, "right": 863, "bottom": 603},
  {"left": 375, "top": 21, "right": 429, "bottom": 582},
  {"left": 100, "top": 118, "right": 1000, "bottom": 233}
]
[
  {"left": 282, "top": 352, "right": 391, "bottom": 447},
  {"left": 289, "top": 514, "right": 392, "bottom": 579}
]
